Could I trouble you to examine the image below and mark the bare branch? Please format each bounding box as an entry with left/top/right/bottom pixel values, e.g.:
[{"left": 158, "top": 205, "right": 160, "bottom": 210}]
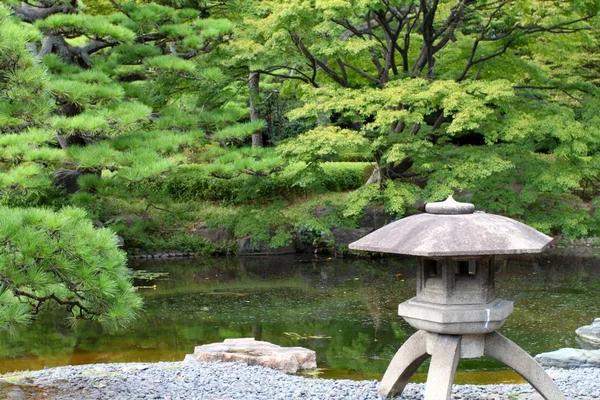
[
  {"left": 458, "top": 5, "right": 595, "bottom": 81},
  {"left": 82, "top": 40, "right": 117, "bottom": 55},
  {"left": 341, "top": 61, "right": 382, "bottom": 86},
  {"left": 290, "top": 32, "right": 349, "bottom": 87}
]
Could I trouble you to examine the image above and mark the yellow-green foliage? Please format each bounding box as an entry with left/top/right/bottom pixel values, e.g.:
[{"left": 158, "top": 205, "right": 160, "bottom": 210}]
[{"left": 277, "top": 127, "right": 369, "bottom": 164}]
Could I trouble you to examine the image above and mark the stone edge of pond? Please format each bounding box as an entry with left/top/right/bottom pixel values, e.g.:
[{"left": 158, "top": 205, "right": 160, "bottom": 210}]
[{"left": 2, "top": 361, "right": 599, "bottom": 400}]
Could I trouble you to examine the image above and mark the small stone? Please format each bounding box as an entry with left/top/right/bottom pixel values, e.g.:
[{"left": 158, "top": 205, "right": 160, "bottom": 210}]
[{"left": 6, "top": 387, "right": 26, "bottom": 400}]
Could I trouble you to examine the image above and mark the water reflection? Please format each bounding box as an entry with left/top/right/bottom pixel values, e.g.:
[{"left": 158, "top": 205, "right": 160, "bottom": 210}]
[{"left": 0, "top": 252, "right": 598, "bottom": 383}]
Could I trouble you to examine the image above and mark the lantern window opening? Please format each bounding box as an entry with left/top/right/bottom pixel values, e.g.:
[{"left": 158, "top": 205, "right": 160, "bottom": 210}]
[
  {"left": 424, "top": 258, "right": 441, "bottom": 278},
  {"left": 455, "top": 260, "right": 477, "bottom": 279}
]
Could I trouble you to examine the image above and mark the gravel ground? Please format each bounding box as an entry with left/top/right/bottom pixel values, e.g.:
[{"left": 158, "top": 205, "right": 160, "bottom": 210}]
[{"left": 2, "top": 361, "right": 599, "bottom": 400}]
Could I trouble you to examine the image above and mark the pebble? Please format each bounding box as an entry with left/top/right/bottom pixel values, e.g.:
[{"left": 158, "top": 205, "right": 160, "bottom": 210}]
[{"left": 4, "top": 362, "right": 600, "bottom": 400}]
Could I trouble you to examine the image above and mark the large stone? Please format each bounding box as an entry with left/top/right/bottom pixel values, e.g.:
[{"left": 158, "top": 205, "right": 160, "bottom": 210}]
[
  {"left": 534, "top": 348, "right": 600, "bottom": 368},
  {"left": 330, "top": 227, "right": 373, "bottom": 245},
  {"left": 360, "top": 205, "right": 395, "bottom": 230},
  {"left": 191, "top": 223, "right": 233, "bottom": 243},
  {"left": 576, "top": 318, "right": 600, "bottom": 349},
  {"left": 238, "top": 228, "right": 296, "bottom": 255},
  {"left": 53, "top": 169, "right": 82, "bottom": 194},
  {"left": 184, "top": 338, "right": 316, "bottom": 374},
  {"left": 237, "top": 237, "right": 296, "bottom": 255},
  {"left": 314, "top": 206, "right": 334, "bottom": 218},
  {"left": 116, "top": 235, "right": 125, "bottom": 248}
]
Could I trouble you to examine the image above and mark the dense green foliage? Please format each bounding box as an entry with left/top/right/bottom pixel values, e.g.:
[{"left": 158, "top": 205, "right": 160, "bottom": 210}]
[
  {"left": 0, "top": 207, "right": 142, "bottom": 332},
  {"left": 2, "top": 0, "right": 600, "bottom": 329},
  {"left": 162, "top": 162, "right": 369, "bottom": 202}
]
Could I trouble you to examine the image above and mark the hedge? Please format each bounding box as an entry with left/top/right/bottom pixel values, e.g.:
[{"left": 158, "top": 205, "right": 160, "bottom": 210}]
[{"left": 159, "top": 162, "right": 372, "bottom": 203}]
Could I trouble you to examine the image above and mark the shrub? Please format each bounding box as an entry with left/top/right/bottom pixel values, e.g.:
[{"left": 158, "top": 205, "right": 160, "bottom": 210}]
[{"left": 160, "top": 162, "right": 371, "bottom": 203}]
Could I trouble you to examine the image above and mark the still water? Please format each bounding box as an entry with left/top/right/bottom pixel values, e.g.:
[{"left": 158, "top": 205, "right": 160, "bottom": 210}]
[{"left": 1, "top": 251, "right": 599, "bottom": 384}]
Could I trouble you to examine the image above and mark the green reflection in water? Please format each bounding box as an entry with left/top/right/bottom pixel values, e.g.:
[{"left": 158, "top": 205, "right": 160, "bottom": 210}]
[{"left": 1, "top": 251, "right": 599, "bottom": 384}]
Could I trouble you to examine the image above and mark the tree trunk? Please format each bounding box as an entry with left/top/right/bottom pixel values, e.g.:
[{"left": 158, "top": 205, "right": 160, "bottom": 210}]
[
  {"left": 249, "top": 71, "right": 263, "bottom": 147},
  {"left": 39, "top": 34, "right": 94, "bottom": 69},
  {"left": 366, "top": 164, "right": 382, "bottom": 184}
]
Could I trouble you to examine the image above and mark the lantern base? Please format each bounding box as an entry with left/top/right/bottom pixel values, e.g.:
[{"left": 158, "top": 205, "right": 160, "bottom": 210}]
[
  {"left": 378, "top": 330, "right": 566, "bottom": 400},
  {"left": 398, "top": 297, "right": 513, "bottom": 335}
]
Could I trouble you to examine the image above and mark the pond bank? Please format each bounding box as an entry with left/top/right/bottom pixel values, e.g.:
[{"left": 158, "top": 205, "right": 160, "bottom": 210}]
[
  {"left": 3, "top": 361, "right": 599, "bottom": 400},
  {"left": 127, "top": 241, "right": 600, "bottom": 260}
]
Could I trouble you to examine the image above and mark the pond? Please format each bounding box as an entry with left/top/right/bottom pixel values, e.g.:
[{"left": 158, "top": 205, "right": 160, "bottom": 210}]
[{"left": 1, "top": 251, "right": 599, "bottom": 384}]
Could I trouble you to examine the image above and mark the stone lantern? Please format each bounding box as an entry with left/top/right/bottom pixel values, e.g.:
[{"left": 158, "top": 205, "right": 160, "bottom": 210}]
[{"left": 349, "top": 196, "right": 565, "bottom": 400}]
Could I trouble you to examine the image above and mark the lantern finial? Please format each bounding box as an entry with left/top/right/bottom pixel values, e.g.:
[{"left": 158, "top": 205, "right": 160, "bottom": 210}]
[{"left": 425, "top": 195, "right": 475, "bottom": 215}]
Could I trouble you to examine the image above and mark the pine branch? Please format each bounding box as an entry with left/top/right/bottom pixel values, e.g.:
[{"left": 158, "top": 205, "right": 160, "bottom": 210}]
[
  {"left": 135, "top": 33, "right": 168, "bottom": 43},
  {"left": 12, "top": 2, "right": 77, "bottom": 23},
  {"left": 1, "top": 274, "right": 91, "bottom": 317},
  {"left": 14, "top": 289, "right": 91, "bottom": 316},
  {"left": 39, "top": 34, "right": 94, "bottom": 68},
  {"left": 82, "top": 40, "right": 118, "bottom": 55}
]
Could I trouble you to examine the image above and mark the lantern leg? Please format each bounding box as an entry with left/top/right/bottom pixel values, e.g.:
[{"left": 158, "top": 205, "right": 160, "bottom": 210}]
[
  {"left": 378, "top": 330, "right": 429, "bottom": 397},
  {"left": 484, "top": 332, "right": 566, "bottom": 400},
  {"left": 423, "top": 334, "right": 461, "bottom": 400}
]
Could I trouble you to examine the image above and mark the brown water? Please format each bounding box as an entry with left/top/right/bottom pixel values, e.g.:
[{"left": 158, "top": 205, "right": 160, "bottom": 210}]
[{"left": 1, "top": 250, "right": 598, "bottom": 384}]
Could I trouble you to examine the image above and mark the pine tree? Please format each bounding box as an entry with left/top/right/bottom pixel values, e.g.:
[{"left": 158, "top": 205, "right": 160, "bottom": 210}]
[
  {"left": 0, "top": 206, "right": 142, "bottom": 332},
  {"left": 0, "top": 5, "right": 142, "bottom": 332},
  {"left": 4, "top": 0, "right": 279, "bottom": 208}
]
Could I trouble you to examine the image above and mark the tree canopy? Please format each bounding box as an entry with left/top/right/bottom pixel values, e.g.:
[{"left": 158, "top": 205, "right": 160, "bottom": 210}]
[{"left": 2, "top": 0, "right": 600, "bottom": 330}]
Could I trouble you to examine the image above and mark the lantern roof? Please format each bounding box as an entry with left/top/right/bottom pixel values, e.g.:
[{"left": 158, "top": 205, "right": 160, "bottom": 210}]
[{"left": 348, "top": 196, "right": 553, "bottom": 257}]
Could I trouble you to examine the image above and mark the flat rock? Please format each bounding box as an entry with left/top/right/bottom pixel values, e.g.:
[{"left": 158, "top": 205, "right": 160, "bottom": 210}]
[
  {"left": 184, "top": 338, "right": 316, "bottom": 374},
  {"left": 576, "top": 318, "right": 600, "bottom": 349},
  {"left": 535, "top": 348, "right": 600, "bottom": 368}
]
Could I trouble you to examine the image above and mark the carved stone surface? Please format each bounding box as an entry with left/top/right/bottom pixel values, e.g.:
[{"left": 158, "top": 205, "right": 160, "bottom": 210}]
[
  {"left": 348, "top": 196, "right": 562, "bottom": 400},
  {"left": 330, "top": 227, "right": 373, "bottom": 245},
  {"left": 398, "top": 298, "right": 513, "bottom": 335},
  {"left": 425, "top": 195, "right": 475, "bottom": 215},
  {"left": 184, "top": 338, "right": 316, "bottom": 374},
  {"left": 349, "top": 211, "right": 553, "bottom": 256}
]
